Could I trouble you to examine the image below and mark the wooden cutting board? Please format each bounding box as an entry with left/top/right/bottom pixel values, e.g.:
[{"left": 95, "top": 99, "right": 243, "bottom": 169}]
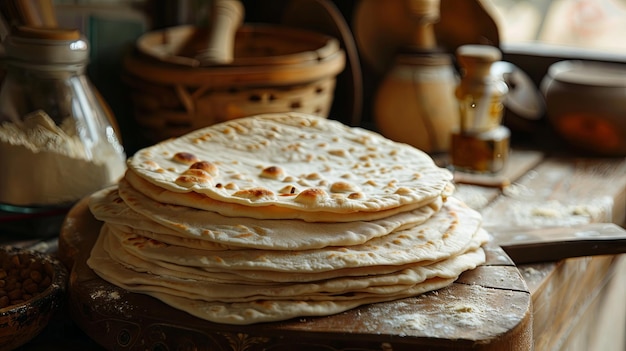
[{"left": 58, "top": 197, "right": 532, "bottom": 351}]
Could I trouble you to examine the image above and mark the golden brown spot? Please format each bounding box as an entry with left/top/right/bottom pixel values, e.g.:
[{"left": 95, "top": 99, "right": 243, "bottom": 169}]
[
  {"left": 252, "top": 226, "right": 268, "bottom": 236},
  {"left": 306, "top": 173, "right": 321, "bottom": 180},
  {"left": 232, "top": 187, "right": 275, "bottom": 201},
  {"left": 141, "top": 160, "right": 160, "bottom": 171},
  {"left": 172, "top": 152, "right": 199, "bottom": 165},
  {"left": 363, "top": 179, "right": 377, "bottom": 186},
  {"left": 394, "top": 187, "right": 412, "bottom": 195},
  {"left": 347, "top": 192, "right": 364, "bottom": 200},
  {"left": 232, "top": 124, "right": 248, "bottom": 134},
  {"left": 171, "top": 222, "right": 187, "bottom": 230},
  {"left": 328, "top": 149, "right": 348, "bottom": 157},
  {"left": 278, "top": 185, "right": 298, "bottom": 195},
  {"left": 294, "top": 188, "right": 328, "bottom": 205},
  {"left": 224, "top": 182, "right": 238, "bottom": 190},
  {"left": 182, "top": 168, "right": 210, "bottom": 177},
  {"left": 285, "top": 143, "right": 302, "bottom": 151},
  {"left": 260, "top": 166, "right": 284, "bottom": 180},
  {"left": 175, "top": 173, "right": 212, "bottom": 187},
  {"left": 330, "top": 181, "right": 359, "bottom": 193},
  {"left": 189, "top": 161, "right": 219, "bottom": 176}
]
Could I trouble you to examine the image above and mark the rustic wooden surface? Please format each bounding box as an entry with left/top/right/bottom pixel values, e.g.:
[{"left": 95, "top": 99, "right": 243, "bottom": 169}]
[
  {"left": 5, "top": 151, "right": 625, "bottom": 350},
  {"left": 58, "top": 197, "right": 532, "bottom": 351},
  {"left": 455, "top": 155, "right": 626, "bottom": 351}
]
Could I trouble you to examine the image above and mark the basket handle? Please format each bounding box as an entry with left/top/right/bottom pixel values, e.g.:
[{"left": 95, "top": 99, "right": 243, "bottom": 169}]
[{"left": 196, "top": 0, "right": 244, "bottom": 65}]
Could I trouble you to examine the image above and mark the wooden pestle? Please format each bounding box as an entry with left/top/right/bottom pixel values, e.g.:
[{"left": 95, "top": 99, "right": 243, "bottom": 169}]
[
  {"left": 195, "top": 0, "right": 244, "bottom": 65},
  {"left": 0, "top": 0, "right": 57, "bottom": 28}
]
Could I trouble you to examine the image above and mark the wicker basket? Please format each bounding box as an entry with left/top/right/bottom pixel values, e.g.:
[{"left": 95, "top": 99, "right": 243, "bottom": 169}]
[{"left": 123, "top": 24, "right": 345, "bottom": 142}]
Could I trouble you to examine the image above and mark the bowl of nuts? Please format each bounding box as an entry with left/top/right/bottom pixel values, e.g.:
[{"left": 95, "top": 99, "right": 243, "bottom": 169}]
[{"left": 0, "top": 246, "right": 68, "bottom": 350}]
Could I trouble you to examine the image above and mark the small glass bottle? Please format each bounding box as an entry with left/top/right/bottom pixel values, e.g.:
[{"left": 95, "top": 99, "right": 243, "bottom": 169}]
[
  {"left": 0, "top": 26, "right": 126, "bottom": 217},
  {"left": 450, "top": 44, "right": 510, "bottom": 173}
]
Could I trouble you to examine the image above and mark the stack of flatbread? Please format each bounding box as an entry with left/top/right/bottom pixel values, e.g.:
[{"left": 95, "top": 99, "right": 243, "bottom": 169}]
[{"left": 86, "top": 113, "right": 488, "bottom": 325}]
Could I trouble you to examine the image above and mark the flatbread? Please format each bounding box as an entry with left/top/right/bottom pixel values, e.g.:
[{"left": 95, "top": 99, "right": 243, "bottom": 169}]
[
  {"left": 125, "top": 169, "right": 453, "bottom": 223},
  {"left": 127, "top": 113, "right": 454, "bottom": 219},
  {"left": 102, "top": 222, "right": 488, "bottom": 284},
  {"left": 90, "top": 179, "right": 443, "bottom": 250},
  {"left": 91, "top": 228, "right": 485, "bottom": 301},
  {"left": 108, "top": 197, "right": 482, "bottom": 274},
  {"left": 149, "top": 277, "right": 454, "bottom": 325},
  {"left": 88, "top": 229, "right": 483, "bottom": 325}
]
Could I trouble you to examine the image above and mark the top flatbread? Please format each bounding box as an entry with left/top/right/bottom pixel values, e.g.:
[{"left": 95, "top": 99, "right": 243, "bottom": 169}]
[
  {"left": 125, "top": 169, "right": 453, "bottom": 222},
  {"left": 127, "top": 113, "right": 453, "bottom": 218}
]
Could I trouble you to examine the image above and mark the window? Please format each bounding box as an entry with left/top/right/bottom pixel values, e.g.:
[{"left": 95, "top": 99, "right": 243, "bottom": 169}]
[{"left": 485, "top": 0, "right": 626, "bottom": 55}]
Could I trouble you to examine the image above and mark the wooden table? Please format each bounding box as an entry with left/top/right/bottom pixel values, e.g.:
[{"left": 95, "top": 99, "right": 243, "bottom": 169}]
[
  {"left": 3, "top": 150, "right": 625, "bottom": 350},
  {"left": 453, "top": 152, "right": 626, "bottom": 351}
]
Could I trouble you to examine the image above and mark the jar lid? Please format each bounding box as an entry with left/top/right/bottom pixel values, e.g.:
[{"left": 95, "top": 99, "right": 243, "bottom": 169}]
[
  {"left": 547, "top": 60, "right": 626, "bottom": 88},
  {"left": 3, "top": 26, "right": 88, "bottom": 66}
]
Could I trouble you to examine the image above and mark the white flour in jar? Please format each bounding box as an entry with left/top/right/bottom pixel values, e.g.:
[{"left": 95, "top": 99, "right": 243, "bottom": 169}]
[{"left": 0, "top": 110, "right": 126, "bottom": 207}]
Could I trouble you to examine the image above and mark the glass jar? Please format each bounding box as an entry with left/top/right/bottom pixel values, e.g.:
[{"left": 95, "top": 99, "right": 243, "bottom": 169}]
[
  {"left": 454, "top": 45, "right": 508, "bottom": 134},
  {"left": 0, "top": 27, "right": 126, "bottom": 213},
  {"left": 451, "top": 45, "right": 510, "bottom": 173}
]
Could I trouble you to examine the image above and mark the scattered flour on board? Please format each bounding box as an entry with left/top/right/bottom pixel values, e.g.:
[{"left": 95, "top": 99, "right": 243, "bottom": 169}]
[
  {"left": 91, "top": 289, "right": 122, "bottom": 301},
  {"left": 453, "top": 186, "right": 490, "bottom": 210},
  {"left": 90, "top": 288, "right": 134, "bottom": 316},
  {"left": 360, "top": 285, "right": 501, "bottom": 337},
  {"left": 485, "top": 182, "right": 613, "bottom": 228}
]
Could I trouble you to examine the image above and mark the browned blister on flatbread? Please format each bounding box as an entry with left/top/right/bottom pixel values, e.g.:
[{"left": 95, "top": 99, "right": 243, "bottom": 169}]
[{"left": 127, "top": 113, "right": 454, "bottom": 216}]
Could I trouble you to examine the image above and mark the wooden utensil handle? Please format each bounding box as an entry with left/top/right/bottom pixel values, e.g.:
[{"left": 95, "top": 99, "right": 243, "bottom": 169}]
[
  {"left": 495, "top": 223, "right": 626, "bottom": 264},
  {"left": 197, "top": 0, "right": 244, "bottom": 65}
]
